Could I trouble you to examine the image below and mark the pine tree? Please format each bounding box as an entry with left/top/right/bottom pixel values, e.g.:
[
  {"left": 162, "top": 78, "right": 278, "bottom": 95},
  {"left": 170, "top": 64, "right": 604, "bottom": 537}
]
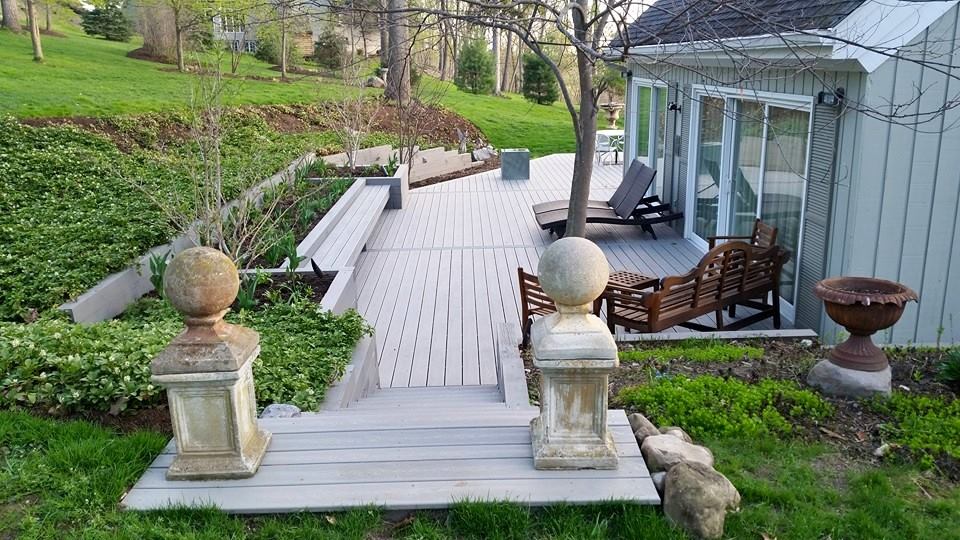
[
  {"left": 521, "top": 54, "right": 559, "bottom": 105},
  {"left": 80, "top": 3, "right": 132, "bottom": 42},
  {"left": 454, "top": 40, "right": 495, "bottom": 95}
]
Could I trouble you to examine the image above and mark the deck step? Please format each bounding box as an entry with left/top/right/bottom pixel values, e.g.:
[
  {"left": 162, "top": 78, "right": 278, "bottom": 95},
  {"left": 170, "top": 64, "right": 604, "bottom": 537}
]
[{"left": 121, "top": 409, "right": 659, "bottom": 513}]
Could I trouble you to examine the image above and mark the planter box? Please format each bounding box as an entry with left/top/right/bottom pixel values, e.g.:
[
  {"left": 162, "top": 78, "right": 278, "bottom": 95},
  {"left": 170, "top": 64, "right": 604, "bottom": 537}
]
[
  {"left": 501, "top": 148, "right": 530, "bottom": 181},
  {"left": 59, "top": 152, "right": 316, "bottom": 323}
]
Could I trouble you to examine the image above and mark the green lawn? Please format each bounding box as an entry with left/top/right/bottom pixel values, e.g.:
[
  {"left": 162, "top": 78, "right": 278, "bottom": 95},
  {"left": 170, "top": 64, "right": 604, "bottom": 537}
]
[
  {"left": 0, "top": 29, "right": 344, "bottom": 117},
  {"left": 1, "top": 410, "right": 956, "bottom": 539}
]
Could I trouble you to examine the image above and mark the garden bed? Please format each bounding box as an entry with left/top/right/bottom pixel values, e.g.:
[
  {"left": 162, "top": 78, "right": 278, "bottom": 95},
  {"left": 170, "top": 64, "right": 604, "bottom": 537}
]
[{"left": 524, "top": 338, "right": 960, "bottom": 479}]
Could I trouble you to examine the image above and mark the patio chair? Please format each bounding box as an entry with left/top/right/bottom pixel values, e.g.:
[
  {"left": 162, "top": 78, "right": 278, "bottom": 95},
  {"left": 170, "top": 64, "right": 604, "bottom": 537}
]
[
  {"left": 518, "top": 267, "right": 603, "bottom": 347},
  {"left": 708, "top": 218, "right": 778, "bottom": 249},
  {"left": 532, "top": 161, "right": 683, "bottom": 239},
  {"left": 595, "top": 132, "right": 623, "bottom": 165},
  {"left": 532, "top": 158, "right": 649, "bottom": 215},
  {"left": 518, "top": 268, "right": 555, "bottom": 347}
]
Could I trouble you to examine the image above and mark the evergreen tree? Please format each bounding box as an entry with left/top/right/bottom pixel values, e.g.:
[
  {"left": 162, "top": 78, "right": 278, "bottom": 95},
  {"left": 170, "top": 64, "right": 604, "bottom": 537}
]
[
  {"left": 454, "top": 40, "right": 495, "bottom": 95},
  {"left": 80, "top": 3, "right": 133, "bottom": 42},
  {"left": 522, "top": 53, "right": 559, "bottom": 105}
]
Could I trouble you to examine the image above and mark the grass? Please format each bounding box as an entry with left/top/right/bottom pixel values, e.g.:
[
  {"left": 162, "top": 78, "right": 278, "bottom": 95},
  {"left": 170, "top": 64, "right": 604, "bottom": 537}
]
[
  {"left": 0, "top": 28, "right": 349, "bottom": 117},
  {"left": 1, "top": 410, "right": 956, "bottom": 539},
  {"left": 618, "top": 339, "right": 765, "bottom": 363}
]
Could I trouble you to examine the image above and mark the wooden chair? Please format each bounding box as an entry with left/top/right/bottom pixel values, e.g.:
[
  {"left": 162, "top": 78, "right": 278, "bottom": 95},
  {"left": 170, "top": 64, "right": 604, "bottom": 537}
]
[
  {"left": 518, "top": 268, "right": 556, "bottom": 347},
  {"left": 708, "top": 218, "right": 778, "bottom": 248},
  {"left": 605, "top": 242, "right": 789, "bottom": 334}
]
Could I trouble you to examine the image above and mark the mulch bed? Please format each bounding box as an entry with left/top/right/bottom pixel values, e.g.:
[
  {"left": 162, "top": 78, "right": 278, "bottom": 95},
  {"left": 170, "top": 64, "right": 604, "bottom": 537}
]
[{"left": 523, "top": 338, "right": 960, "bottom": 479}]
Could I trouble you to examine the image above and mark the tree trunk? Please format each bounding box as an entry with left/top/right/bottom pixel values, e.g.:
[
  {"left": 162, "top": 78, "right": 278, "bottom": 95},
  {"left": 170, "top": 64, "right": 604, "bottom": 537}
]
[
  {"left": 175, "top": 26, "right": 185, "bottom": 72},
  {"left": 25, "top": 0, "right": 41, "bottom": 61},
  {"left": 384, "top": 0, "right": 410, "bottom": 105},
  {"left": 279, "top": 3, "right": 288, "bottom": 80},
  {"left": 502, "top": 32, "right": 512, "bottom": 93},
  {"left": 1, "top": 0, "right": 21, "bottom": 32},
  {"left": 378, "top": 2, "right": 388, "bottom": 67},
  {"left": 492, "top": 28, "right": 500, "bottom": 95},
  {"left": 43, "top": 1, "right": 49, "bottom": 32},
  {"left": 565, "top": 4, "right": 597, "bottom": 238}
]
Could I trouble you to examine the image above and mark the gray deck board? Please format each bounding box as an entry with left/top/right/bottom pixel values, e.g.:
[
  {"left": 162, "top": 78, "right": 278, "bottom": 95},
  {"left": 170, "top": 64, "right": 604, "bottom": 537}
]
[
  {"left": 354, "top": 154, "right": 786, "bottom": 388},
  {"left": 121, "top": 409, "right": 659, "bottom": 513}
]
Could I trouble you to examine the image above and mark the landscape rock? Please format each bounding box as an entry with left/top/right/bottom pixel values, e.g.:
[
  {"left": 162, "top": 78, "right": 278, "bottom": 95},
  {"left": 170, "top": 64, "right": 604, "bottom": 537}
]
[
  {"left": 260, "top": 403, "right": 302, "bottom": 418},
  {"left": 472, "top": 145, "right": 496, "bottom": 161},
  {"left": 660, "top": 426, "right": 693, "bottom": 443},
  {"left": 364, "top": 76, "right": 386, "bottom": 88},
  {"left": 628, "top": 413, "right": 660, "bottom": 442},
  {"left": 651, "top": 471, "right": 667, "bottom": 495},
  {"left": 664, "top": 461, "right": 741, "bottom": 540},
  {"left": 641, "top": 435, "right": 715, "bottom": 472},
  {"left": 807, "top": 359, "right": 891, "bottom": 398}
]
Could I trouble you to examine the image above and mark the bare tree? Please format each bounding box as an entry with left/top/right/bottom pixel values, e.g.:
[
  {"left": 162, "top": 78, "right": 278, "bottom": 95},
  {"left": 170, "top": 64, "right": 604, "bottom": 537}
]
[
  {"left": 329, "top": 67, "right": 384, "bottom": 169},
  {"left": 164, "top": 0, "right": 205, "bottom": 72},
  {"left": 25, "top": 0, "right": 42, "bottom": 61},
  {"left": 1, "top": 0, "right": 21, "bottom": 32}
]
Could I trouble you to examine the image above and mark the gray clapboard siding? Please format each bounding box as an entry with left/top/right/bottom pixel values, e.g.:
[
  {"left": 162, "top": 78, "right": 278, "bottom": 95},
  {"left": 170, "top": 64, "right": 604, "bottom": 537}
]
[{"left": 830, "top": 5, "right": 960, "bottom": 344}]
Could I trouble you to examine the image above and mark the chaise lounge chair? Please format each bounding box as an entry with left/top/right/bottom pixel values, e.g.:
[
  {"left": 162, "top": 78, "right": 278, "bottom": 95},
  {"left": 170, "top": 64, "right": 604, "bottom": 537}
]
[{"left": 532, "top": 159, "right": 683, "bottom": 239}]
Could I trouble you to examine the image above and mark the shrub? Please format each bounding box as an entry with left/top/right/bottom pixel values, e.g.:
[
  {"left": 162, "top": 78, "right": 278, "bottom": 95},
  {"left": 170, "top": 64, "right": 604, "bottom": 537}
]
[
  {"left": 0, "top": 298, "right": 371, "bottom": 413},
  {"left": 619, "top": 339, "right": 764, "bottom": 363},
  {"left": 454, "top": 40, "right": 495, "bottom": 95},
  {"left": 313, "top": 28, "right": 347, "bottom": 70},
  {"left": 521, "top": 54, "right": 559, "bottom": 105},
  {"left": 80, "top": 3, "right": 133, "bottom": 42},
  {"left": 253, "top": 27, "right": 299, "bottom": 67},
  {"left": 616, "top": 375, "right": 833, "bottom": 439},
  {"left": 937, "top": 348, "right": 960, "bottom": 391},
  {"left": 872, "top": 393, "right": 960, "bottom": 463}
]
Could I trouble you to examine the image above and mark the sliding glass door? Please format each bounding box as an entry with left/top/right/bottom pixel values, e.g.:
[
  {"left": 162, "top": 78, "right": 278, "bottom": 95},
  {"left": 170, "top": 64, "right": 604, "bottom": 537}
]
[
  {"left": 687, "top": 90, "right": 811, "bottom": 308},
  {"left": 631, "top": 81, "right": 668, "bottom": 198}
]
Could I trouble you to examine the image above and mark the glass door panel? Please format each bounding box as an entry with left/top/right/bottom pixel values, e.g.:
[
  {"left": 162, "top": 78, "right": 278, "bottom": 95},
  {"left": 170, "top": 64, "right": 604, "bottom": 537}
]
[
  {"left": 693, "top": 96, "right": 725, "bottom": 242},
  {"left": 635, "top": 86, "right": 652, "bottom": 160},
  {"left": 728, "top": 101, "right": 764, "bottom": 236},
  {"left": 654, "top": 89, "right": 668, "bottom": 199},
  {"left": 761, "top": 106, "right": 809, "bottom": 302}
]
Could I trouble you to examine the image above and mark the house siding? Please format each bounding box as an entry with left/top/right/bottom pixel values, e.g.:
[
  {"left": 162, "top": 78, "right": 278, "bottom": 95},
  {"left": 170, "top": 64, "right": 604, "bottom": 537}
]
[
  {"left": 832, "top": 5, "right": 960, "bottom": 345},
  {"left": 628, "top": 61, "right": 854, "bottom": 331}
]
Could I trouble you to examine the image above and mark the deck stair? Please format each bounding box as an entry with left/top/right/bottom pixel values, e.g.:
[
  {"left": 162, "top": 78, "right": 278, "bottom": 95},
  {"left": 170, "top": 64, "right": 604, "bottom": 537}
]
[
  {"left": 409, "top": 147, "right": 480, "bottom": 182},
  {"left": 121, "top": 354, "right": 660, "bottom": 513}
]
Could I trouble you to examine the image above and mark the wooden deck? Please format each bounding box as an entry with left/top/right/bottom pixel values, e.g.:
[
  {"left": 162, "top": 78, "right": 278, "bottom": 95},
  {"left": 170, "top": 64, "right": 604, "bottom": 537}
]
[
  {"left": 121, "top": 403, "right": 660, "bottom": 512},
  {"left": 355, "top": 154, "right": 776, "bottom": 389}
]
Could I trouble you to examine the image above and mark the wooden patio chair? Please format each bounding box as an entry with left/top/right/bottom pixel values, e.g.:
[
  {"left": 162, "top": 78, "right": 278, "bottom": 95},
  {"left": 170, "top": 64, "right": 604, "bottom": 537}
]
[
  {"left": 532, "top": 160, "right": 683, "bottom": 239},
  {"left": 518, "top": 267, "right": 555, "bottom": 347},
  {"left": 707, "top": 218, "right": 778, "bottom": 249}
]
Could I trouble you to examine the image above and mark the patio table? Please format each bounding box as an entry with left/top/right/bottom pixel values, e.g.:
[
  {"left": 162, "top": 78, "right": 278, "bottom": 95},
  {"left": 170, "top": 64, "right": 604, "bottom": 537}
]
[{"left": 606, "top": 270, "right": 659, "bottom": 292}]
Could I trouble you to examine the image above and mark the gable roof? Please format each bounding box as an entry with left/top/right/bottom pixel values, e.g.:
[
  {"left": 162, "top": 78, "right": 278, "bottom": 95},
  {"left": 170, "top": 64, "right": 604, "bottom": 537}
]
[{"left": 616, "top": 0, "right": 866, "bottom": 48}]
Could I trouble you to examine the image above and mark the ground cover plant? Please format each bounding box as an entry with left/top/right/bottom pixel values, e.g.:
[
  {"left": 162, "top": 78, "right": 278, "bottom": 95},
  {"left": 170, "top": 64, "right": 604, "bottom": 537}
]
[
  {"left": 0, "top": 112, "right": 395, "bottom": 321},
  {"left": 618, "top": 339, "right": 763, "bottom": 363},
  {"left": 0, "top": 291, "right": 369, "bottom": 415}
]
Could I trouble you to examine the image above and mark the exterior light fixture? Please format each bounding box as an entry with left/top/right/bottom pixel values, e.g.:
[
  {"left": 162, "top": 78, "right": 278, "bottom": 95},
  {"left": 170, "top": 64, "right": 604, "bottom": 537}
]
[{"left": 818, "top": 87, "right": 845, "bottom": 107}]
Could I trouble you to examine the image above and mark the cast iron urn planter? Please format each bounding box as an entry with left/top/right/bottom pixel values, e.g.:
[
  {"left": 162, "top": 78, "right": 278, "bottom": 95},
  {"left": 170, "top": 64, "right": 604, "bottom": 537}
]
[{"left": 814, "top": 276, "right": 918, "bottom": 371}]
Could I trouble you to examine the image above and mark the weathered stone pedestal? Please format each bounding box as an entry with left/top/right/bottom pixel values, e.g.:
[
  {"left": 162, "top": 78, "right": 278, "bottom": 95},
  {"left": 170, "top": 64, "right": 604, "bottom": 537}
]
[
  {"left": 152, "top": 247, "right": 271, "bottom": 480},
  {"left": 530, "top": 237, "right": 619, "bottom": 470}
]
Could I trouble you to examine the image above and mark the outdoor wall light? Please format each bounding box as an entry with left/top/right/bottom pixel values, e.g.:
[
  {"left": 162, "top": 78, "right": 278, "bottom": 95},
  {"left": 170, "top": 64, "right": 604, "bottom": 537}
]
[
  {"left": 818, "top": 87, "right": 845, "bottom": 107},
  {"left": 668, "top": 102, "right": 682, "bottom": 112}
]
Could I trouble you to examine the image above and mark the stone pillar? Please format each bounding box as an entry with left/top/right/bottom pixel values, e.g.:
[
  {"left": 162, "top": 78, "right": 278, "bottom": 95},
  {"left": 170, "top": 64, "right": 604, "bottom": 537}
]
[
  {"left": 530, "top": 237, "right": 619, "bottom": 470},
  {"left": 151, "top": 247, "right": 271, "bottom": 480}
]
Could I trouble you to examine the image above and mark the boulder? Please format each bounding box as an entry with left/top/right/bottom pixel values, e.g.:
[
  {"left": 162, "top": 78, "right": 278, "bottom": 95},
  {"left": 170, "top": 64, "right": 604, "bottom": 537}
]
[
  {"left": 628, "top": 413, "right": 660, "bottom": 443},
  {"left": 364, "top": 76, "right": 386, "bottom": 88},
  {"left": 472, "top": 145, "right": 496, "bottom": 161},
  {"left": 260, "top": 403, "right": 301, "bottom": 418},
  {"left": 663, "top": 461, "right": 741, "bottom": 540},
  {"left": 641, "top": 434, "right": 714, "bottom": 472},
  {"left": 807, "top": 358, "right": 891, "bottom": 398},
  {"left": 651, "top": 471, "right": 667, "bottom": 496},
  {"left": 660, "top": 426, "right": 693, "bottom": 443}
]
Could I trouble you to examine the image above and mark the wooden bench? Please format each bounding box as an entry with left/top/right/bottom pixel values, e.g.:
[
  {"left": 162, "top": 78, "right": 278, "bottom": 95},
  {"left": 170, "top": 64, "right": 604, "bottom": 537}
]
[
  {"left": 708, "top": 218, "right": 778, "bottom": 249},
  {"left": 605, "top": 241, "right": 789, "bottom": 333}
]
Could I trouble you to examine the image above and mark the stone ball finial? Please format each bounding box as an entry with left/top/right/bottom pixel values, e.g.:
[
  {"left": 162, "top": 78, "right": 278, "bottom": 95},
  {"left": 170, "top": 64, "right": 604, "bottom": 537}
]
[
  {"left": 164, "top": 247, "right": 239, "bottom": 321},
  {"left": 537, "top": 237, "right": 609, "bottom": 308}
]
